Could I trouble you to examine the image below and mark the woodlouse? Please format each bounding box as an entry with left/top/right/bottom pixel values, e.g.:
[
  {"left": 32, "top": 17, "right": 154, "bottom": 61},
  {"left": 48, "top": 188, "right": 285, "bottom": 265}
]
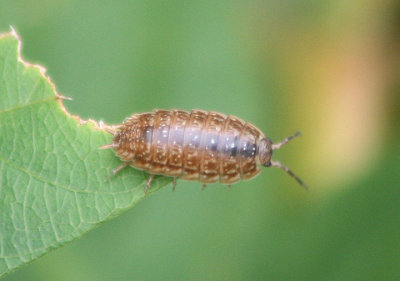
[{"left": 101, "top": 109, "right": 306, "bottom": 191}]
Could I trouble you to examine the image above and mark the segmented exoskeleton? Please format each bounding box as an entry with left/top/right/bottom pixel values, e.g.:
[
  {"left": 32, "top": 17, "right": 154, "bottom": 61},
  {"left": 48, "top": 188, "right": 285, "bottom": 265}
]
[{"left": 101, "top": 109, "right": 306, "bottom": 191}]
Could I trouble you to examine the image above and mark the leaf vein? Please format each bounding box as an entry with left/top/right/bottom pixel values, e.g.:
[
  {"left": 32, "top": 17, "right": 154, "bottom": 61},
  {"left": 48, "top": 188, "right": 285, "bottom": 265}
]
[
  {"left": 0, "top": 153, "right": 136, "bottom": 195},
  {"left": 0, "top": 97, "right": 56, "bottom": 115}
]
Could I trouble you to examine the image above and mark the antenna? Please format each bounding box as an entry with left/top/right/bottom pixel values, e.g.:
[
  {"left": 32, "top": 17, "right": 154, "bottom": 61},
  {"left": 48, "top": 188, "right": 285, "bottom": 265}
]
[{"left": 271, "top": 131, "right": 307, "bottom": 189}]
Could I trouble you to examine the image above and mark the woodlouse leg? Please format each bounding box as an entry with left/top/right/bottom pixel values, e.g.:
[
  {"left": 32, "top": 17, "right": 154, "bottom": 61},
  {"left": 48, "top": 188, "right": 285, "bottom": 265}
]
[
  {"left": 272, "top": 131, "right": 302, "bottom": 150},
  {"left": 270, "top": 160, "right": 308, "bottom": 190},
  {"left": 99, "top": 143, "right": 118, "bottom": 150},
  {"left": 201, "top": 184, "right": 207, "bottom": 190},
  {"left": 227, "top": 185, "right": 232, "bottom": 190},
  {"left": 172, "top": 177, "right": 177, "bottom": 192},
  {"left": 105, "top": 161, "right": 130, "bottom": 181},
  {"left": 99, "top": 123, "right": 121, "bottom": 136},
  {"left": 144, "top": 175, "right": 155, "bottom": 194}
]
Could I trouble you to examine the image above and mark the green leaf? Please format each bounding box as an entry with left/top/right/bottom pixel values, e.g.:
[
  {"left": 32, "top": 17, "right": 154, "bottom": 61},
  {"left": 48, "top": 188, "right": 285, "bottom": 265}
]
[{"left": 0, "top": 29, "right": 171, "bottom": 277}]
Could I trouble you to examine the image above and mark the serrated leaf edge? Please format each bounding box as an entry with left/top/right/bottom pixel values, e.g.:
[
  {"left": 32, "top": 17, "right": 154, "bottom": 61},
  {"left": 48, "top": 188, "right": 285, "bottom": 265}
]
[{"left": 1, "top": 27, "right": 116, "bottom": 134}]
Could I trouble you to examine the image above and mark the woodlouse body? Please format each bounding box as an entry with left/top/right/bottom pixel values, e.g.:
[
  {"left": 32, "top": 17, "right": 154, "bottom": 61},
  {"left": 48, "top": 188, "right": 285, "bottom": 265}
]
[{"left": 102, "top": 109, "right": 306, "bottom": 189}]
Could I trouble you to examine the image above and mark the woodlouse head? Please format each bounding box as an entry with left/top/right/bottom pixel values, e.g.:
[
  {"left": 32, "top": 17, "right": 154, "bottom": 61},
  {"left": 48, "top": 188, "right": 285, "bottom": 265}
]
[
  {"left": 264, "top": 131, "right": 307, "bottom": 189},
  {"left": 258, "top": 138, "right": 273, "bottom": 167}
]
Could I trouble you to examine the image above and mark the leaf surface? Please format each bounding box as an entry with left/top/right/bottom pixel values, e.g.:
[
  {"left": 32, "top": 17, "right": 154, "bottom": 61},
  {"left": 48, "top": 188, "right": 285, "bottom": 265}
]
[{"left": 0, "top": 30, "right": 171, "bottom": 277}]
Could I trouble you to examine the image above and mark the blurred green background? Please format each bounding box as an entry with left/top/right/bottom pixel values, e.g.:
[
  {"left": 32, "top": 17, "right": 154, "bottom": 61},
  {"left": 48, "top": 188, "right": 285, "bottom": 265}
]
[{"left": 1, "top": 0, "right": 400, "bottom": 280}]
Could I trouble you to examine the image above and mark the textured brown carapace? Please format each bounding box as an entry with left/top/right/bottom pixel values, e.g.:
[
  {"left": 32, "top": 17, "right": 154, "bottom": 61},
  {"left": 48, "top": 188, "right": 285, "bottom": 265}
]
[{"left": 101, "top": 109, "right": 306, "bottom": 191}]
